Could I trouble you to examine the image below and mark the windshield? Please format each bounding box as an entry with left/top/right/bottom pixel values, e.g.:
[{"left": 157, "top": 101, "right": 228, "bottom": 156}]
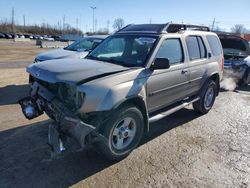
[
  {"left": 65, "top": 38, "right": 103, "bottom": 51},
  {"left": 86, "top": 35, "right": 158, "bottom": 67}
]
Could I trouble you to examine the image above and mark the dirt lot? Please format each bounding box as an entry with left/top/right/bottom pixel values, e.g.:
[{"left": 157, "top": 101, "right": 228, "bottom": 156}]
[{"left": 0, "top": 40, "right": 249, "bottom": 188}]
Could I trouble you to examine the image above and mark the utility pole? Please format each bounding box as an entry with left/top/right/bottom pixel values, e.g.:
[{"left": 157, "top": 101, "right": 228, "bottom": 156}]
[
  {"left": 23, "top": 15, "right": 26, "bottom": 27},
  {"left": 80, "top": 14, "right": 82, "bottom": 35},
  {"left": 62, "top": 15, "right": 65, "bottom": 34},
  {"left": 11, "top": 7, "right": 15, "bottom": 33},
  {"left": 76, "top": 18, "right": 78, "bottom": 33},
  {"left": 211, "top": 18, "right": 215, "bottom": 31},
  {"left": 85, "top": 25, "right": 88, "bottom": 34},
  {"left": 149, "top": 18, "right": 152, "bottom": 24},
  {"left": 107, "top": 20, "right": 110, "bottom": 33},
  {"left": 95, "top": 19, "right": 97, "bottom": 33},
  {"left": 90, "top": 6, "right": 96, "bottom": 33}
]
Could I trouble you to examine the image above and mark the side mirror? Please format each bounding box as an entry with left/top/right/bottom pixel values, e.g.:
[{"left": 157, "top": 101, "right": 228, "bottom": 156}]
[{"left": 151, "top": 58, "right": 170, "bottom": 70}]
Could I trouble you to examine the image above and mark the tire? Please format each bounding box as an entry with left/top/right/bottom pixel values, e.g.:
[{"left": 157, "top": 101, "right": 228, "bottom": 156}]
[
  {"left": 193, "top": 80, "right": 217, "bottom": 114},
  {"left": 95, "top": 105, "right": 144, "bottom": 161}
]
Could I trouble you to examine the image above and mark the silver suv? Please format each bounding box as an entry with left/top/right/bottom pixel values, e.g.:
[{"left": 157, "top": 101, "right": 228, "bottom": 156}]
[{"left": 19, "top": 23, "right": 224, "bottom": 160}]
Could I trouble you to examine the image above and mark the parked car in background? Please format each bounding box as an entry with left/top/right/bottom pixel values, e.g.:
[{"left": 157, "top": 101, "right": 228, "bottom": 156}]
[
  {"left": 33, "top": 35, "right": 107, "bottom": 63},
  {"left": 43, "top": 36, "right": 55, "bottom": 41},
  {"left": 18, "top": 34, "right": 25, "bottom": 38},
  {"left": 24, "top": 34, "right": 34, "bottom": 39},
  {"left": 0, "top": 33, "right": 5, "bottom": 38},
  {"left": 218, "top": 33, "right": 250, "bottom": 86},
  {"left": 4, "top": 33, "right": 12, "bottom": 39},
  {"left": 52, "top": 35, "right": 61, "bottom": 41},
  {"left": 29, "top": 35, "right": 108, "bottom": 82}
]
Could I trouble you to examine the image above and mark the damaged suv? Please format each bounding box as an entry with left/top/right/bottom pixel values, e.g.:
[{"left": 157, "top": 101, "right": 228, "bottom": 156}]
[
  {"left": 218, "top": 33, "right": 250, "bottom": 86},
  {"left": 19, "top": 23, "right": 223, "bottom": 160}
]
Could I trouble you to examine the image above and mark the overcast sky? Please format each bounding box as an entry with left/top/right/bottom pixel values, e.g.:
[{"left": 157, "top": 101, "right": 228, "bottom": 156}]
[{"left": 0, "top": 0, "right": 249, "bottom": 32}]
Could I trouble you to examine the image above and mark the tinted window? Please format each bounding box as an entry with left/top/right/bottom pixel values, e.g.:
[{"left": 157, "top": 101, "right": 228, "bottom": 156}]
[
  {"left": 156, "top": 38, "right": 183, "bottom": 65},
  {"left": 206, "top": 35, "right": 222, "bottom": 56},
  {"left": 197, "top": 37, "right": 206, "bottom": 58},
  {"left": 186, "top": 36, "right": 200, "bottom": 60}
]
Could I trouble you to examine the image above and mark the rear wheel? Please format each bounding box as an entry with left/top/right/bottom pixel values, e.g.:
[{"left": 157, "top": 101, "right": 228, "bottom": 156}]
[
  {"left": 193, "top": 80, "right": 217, "bottom": 114},
  {"left": 95, "top": 105, "right": 144, "bottom": 161}
]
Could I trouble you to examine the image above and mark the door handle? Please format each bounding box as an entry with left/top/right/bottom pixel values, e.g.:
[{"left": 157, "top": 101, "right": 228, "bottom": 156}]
[{"left": 181, "top": 70, "right": 188, "bottom": 74}]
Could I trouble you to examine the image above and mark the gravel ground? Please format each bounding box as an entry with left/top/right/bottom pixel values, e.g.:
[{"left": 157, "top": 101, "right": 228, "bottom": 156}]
[
  {"left": 0, "top": 71, "right": 249, "bottom": 188},
  {"left": 0, "top": 41, "right": 249, "bottom": 187}
]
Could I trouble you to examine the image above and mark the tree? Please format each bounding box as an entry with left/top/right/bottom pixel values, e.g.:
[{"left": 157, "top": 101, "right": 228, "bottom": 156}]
[
  {"left": 213, "top": 25, "right": 223, "bottom": 32},
  {"left": 231, "top": 24, "right": 247, "bottom": 34},
  {"left": 113, "top": 18, "right": 125, "bottom": 31}
]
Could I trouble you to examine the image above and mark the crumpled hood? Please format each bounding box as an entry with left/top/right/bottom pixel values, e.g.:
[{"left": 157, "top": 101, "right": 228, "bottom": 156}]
[
  {"left": 27, "top": 59, "right": 130, "bottom": 85},
  {"left": 36, "top": 49, "right": 88, "bottom": 61}
]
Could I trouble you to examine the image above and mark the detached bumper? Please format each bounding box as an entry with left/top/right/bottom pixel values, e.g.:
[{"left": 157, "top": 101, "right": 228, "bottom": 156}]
[
  {"left": 48, "top": 116, "right": 96, "bottom": 157},
  {"left": 19, "top": 81, "right": 97, "bottom": 157}
]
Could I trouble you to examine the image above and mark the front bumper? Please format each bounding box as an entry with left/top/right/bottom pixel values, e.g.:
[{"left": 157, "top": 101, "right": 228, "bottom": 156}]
[{"left": 19, "top": 81, "right": 97, "bottom": 157}]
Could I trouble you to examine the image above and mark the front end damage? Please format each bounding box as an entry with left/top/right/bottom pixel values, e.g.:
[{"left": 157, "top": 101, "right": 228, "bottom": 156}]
[{"left": 19, "top": 81, "right": 103, "bottom": 157}]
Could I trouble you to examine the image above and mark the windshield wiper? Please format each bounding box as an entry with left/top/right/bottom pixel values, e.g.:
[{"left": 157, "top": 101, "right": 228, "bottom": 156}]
[
  {"left": 64, "top": 47, "right": 76, "bottom": 51},
  {"left": 85, "top": 55, "right": 100, "bottom": 61}
]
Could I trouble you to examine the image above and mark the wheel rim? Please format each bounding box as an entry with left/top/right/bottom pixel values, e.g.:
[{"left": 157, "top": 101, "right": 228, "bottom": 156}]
[
  {"left": 204, "top": 87, "right": 214, "bottom": 109},
  {"left": 111, "top": 117, "right": 137, "bottom": 150}
]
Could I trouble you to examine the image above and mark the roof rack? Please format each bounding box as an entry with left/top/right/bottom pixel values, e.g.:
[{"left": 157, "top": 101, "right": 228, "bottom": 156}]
[
  {"left": 165, "top": 23, "right": 210, "bottom": 33},
  {"left": 116, "top": 23, "right": 210, "bottom": 34}
]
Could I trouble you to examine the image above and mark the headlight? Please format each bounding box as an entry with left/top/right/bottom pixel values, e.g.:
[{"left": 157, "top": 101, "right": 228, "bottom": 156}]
[
  {"left": 76, "top": 92, "right": 85, "bottom": 109},
  {"left": 57, "top": 83, "right": 85, "bottom": 109}
]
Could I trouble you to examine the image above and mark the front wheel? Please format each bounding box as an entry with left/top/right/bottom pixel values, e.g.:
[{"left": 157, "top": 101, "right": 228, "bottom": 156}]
[
  {"left": 193, "top": 80, "right": 217, "bottom": 114},
  {"left": 95, "top": 105, "right": 144, "bottom": 161}
]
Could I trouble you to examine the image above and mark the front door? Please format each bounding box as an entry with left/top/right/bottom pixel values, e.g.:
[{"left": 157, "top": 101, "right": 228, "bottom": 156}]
[{"left": 146, "top": 38, "right": 189, "bottom": 112}]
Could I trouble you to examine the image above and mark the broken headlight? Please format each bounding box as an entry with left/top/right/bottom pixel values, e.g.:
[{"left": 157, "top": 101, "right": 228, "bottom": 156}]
[{"left": 57, "top": 83, "right": 85, "bottom": 110}]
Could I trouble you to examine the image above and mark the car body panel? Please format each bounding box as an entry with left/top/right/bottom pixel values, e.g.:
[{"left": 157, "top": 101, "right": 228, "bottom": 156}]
[
  {"left": 35, "top": 48, "right": 88, "bottom": 62},
  {"left": 27, "top": 59, "right": 130, "bottom": 85}
]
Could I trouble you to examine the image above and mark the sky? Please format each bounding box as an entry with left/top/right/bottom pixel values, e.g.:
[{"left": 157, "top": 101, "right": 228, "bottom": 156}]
[{"left": 0, "top": 0, "right": 249, "bottom": 32}]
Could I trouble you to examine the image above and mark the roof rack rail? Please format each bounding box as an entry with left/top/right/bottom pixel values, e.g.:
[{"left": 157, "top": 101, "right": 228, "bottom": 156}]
[
  {"left": 164, "top": 23, "right": 210, "bottom": 33},
  {"left": 116, "top": 23, "right": 210, "bottom": 34}
]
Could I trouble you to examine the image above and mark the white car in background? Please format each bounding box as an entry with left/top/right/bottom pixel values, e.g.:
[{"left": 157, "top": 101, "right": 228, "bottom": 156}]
[
  {"left": 29, "top": 35, "right": 108, "bottom": 82},
  {"left": 33, "top": 35, "right": 108, "bottom": 62}
]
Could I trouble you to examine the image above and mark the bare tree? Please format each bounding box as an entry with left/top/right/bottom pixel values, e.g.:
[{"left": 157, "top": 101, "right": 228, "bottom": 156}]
[
  {"left": 231, "top": 24, "right": 247, "bottom": 34},
  {"left": 213, "top": 25, "right": 224, "bottom": 32},
  {"left": 113, "top": 18, "right": 125, "bottom": 31}
]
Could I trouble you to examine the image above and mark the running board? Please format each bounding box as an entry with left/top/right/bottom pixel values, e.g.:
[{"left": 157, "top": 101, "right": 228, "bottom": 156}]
[{"left": 149, "top": 97, "right": 200, "bottom": 123}]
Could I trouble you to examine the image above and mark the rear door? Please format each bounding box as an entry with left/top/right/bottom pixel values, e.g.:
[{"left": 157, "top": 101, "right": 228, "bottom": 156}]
[
  {"left": 185, "top": 35, "right": 209, "bottom": 95},
  {"left": 146, "top": 37, "right": 189, "bottom": 112}
]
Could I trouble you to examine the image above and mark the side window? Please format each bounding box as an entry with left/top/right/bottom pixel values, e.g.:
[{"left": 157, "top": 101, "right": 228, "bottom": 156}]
[
  {"left": 206, "top": 35, "right": 222, "bottom": 56},
  {"left": 155, "top": 38, "right": 184, "bottom": 65},
  {"left": 186, "top": 36, "right": 207, "bottom": 60}
]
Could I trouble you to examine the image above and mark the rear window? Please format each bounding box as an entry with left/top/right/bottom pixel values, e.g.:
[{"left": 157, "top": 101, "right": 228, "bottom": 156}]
[
  {"left": 186, "top": 36, "right": 207, "bottom": 60},
  {"left": 206, "top": 35, "right": 222, "bottom": 56}
]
